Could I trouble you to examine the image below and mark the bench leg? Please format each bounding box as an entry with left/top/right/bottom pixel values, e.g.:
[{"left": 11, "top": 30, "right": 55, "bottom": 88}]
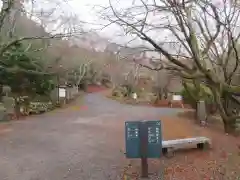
[
  {"left": 181, "top": 103, "right": 184, "bottom": 108},
  {"left": 197, "top": 142, "right": 210, "bottom": 150},
  {"left": 162, "top": 148, "right": 175, "bottom": 158},
  {"left": 162, "top": 148, "right": 168, "bottom": 155},
  {"left": 197, "top": 143, "right": 204, "bottom": 149}
]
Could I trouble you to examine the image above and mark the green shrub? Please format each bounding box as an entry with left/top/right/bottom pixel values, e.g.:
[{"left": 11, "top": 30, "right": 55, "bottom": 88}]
[
  {"left": 181, "top": 82, "right": 216, "bottom": 113},
  {"left": 79, "top": 79, "right": 88, "bottom": 92},
  {"left": 112, "top": 90, "right": 123, "bottom": 97},
  {"left": 101, "top": 73, "right": 112, "bottom": 87},
  {"left": 121, "top": 84, "right": 135, "bottom": 97},
  {"left": 31, "top": 95, "right": 51, "bottom": 102},
  {"left": 112, "top": 87, "right": 126, "bottom": 97},
  {"left": 29, "top": 101, "right": 53, "bottom": 114},
  {"left": 181, "top": 87, "right": 197, "bottom": 108}
]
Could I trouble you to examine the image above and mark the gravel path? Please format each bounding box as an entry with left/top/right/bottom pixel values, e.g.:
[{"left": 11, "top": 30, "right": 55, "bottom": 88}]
[{"left": 0, "top": 93, "right": 183, "bottom": 180}]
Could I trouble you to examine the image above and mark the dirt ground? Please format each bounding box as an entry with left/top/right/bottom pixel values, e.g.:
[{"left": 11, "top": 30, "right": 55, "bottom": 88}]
[
  {"left": 103, "top": 89, "right": 240, "bottom": 179},
  {"left": 0, "top": 123, "right": 12, "bottom": 135},
  {"left": 87, "top": 85, "right": 108, "bottom": 93},
  {"left": 106, "top": 89, "right": 192, "bottom": 109},
  {"left": 0, "top": 91, "right": 239, "bottom": 180},
  {"left": 123, "top": 115, "right": 240, "bottom": 180}
]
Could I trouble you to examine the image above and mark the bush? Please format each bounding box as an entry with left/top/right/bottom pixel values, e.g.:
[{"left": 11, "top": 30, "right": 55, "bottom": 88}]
[
  {"left": 29, "top": 101, "right": 53, "bottom": 114},
  {"left": 31, "top": 95, "right": 51, "bottom": 102},
  {"left": 121, "top": 84, "right": 135, "bottom": 97},
  {"left": 79, "top": 79, "right": 88, "bottom": 92},
  {"left": 101, "top": 74, "right": 112, "bottom": 87},
  {"left": 112, "top": 90, "right": 123, "bottom": 97},
  {"left": 181, "top": 88, "right": 197, "bottom": 108},
  {"left": 181, "top": 82, "right": 216, "bottom": 114},
  {"left": 112, "top": 86, "right": 127, "bottom": 97}
]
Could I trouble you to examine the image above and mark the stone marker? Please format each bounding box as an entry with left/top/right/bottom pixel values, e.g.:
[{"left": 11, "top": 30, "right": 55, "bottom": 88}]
[
  {"left": 197, "top": 100, "right": 207, "bottom": 126},
  {"left": 131, "top": 93, "right": 137, "bottom": 100},
  {"left": 0, "top": 103, "right": 7, "bottom": 121}
]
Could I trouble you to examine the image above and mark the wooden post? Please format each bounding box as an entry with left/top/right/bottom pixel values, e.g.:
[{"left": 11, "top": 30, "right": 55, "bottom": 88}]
[{"left": 140, "top": 122, "right": 148, "bottom": 178}]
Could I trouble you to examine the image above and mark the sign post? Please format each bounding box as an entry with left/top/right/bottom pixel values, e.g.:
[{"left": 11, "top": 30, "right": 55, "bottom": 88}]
[
  {"left": 140, "top": 122, "right": 148, "bottom": 178},
  {"left": 125, "top": 120, "right": 162, "bottom": 178}
]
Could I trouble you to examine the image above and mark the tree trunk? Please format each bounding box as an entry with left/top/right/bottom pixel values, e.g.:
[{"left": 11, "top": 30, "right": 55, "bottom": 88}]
[
  {"left": 222, "top": 118, "right": 237, "bottom": 134},
  {"left": 211, "top": 87, "right": 238, "bottom": 135},
  {"left": 15, "top": 98, "right": 21, "bottom": 120},
  {"left": 192, "top": 101, "right": 198, "bottom": 121},
  {"left": 194, "top": 105, "right": 198, "bottom": 121},
  {"left": 221, "top": 96, "right": 239, "bottom": 135},
  {"left": 156, "top": 88, "right": 163, "bottom": 100}
]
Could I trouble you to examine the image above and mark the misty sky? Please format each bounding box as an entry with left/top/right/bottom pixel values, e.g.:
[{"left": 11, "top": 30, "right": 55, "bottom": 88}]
[
  {"left": 68, "top": 0, "right": 108, "bottom": 23},
  {"left": 65, "top": 0, "right": 178, "bottom": 49},
  {"left": 67, "top": 0, "right": 145, "bottom": 45},
  {"left": 22, "top": 0, "right": 201, "bottom": 53},
  {"left": 66, "top": 0, "right": 120, "bottom": 37},
  {"left": 21, "top": 0, "right": 171, "bottom": 48}
]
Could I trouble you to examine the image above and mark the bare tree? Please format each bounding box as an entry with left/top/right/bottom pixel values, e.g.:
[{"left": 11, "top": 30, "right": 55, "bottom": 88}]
[
  {"left": 152, "top": 70, "right": 176, "bottom": 101},
  {"left": 99, "top": 0, "right": 240, "bottom": 133},
  {"left": 0, "top": 0, "right": 84, "bottom": 70}
]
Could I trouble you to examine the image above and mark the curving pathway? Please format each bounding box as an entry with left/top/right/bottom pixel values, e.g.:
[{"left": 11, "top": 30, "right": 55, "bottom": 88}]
[{"left": 0, "top": 93, "right": 183, "bottom": 180}]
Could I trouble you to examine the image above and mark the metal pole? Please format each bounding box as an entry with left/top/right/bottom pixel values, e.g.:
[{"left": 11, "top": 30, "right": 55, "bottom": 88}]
[
  {"left": 57, "top": 74, "right": 60, "bottom": 104},
  {"left": 57, "top": 64, "right": 63, "bottom": 104},
  {"left": 140, "top": 122, "right": 148, "bottom": 178}
]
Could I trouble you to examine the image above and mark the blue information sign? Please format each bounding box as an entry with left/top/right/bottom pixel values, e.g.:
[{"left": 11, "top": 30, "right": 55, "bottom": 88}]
[
  {"left": 125, "top": 120, "right": 162, "bottom": 158},
  {"left": 125, "top": 121, "right": 141, "bottom": 158},
  {"left": 146, "top": 120, "right": 162, "bottom": 158}
]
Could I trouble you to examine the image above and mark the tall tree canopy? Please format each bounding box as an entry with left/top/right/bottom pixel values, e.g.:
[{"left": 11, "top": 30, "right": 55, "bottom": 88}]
[{"left": 100, "top": 0, "right": 240, "bottom": 133}]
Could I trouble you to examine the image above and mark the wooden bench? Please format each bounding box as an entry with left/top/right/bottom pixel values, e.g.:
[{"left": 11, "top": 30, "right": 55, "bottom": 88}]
[
  {"left": 168, "top": 100, "right": 184, "bottom": 108},
  {"left": 162, "top": 137, "right": 211, "bottom": 157}
]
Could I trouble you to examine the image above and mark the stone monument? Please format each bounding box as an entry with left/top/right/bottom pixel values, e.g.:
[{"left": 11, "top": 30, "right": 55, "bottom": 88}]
[{"left": 197, "top": 100, "right": 207, "bottom": 126}]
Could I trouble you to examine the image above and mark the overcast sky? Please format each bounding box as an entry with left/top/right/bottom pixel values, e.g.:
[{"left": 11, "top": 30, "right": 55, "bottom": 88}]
[
  {"left": 65, "top": 0, "right": 178, "bottom": 49},
  {"left": 66, "top": 0, "right": 145, "bottom": 45},
  {"left": 66, "top": 0, "right": 118, "bottom": 36},
  {"left": 20, "top": 0, "right": 169, "bottom": 48},
  {"left": 68, "top": 0, "right": 108, "bottom": 24}
]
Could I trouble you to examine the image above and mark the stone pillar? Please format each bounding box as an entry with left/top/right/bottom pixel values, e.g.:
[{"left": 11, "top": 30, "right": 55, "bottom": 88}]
[
  {"left": 197, "top": 100, "right": 207, "bottom": 126},
  {"left": 66, "top": 87, "right": 70, "bottom": 102},
  {"left": 2, "top": 96, "right": 15, "bottom": 120},
  {"left": 50, "top": 88, "right": 58, "bottom": 104},
  {"left": 0, "top": 103, "right": 7, "bottom": 121}
]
